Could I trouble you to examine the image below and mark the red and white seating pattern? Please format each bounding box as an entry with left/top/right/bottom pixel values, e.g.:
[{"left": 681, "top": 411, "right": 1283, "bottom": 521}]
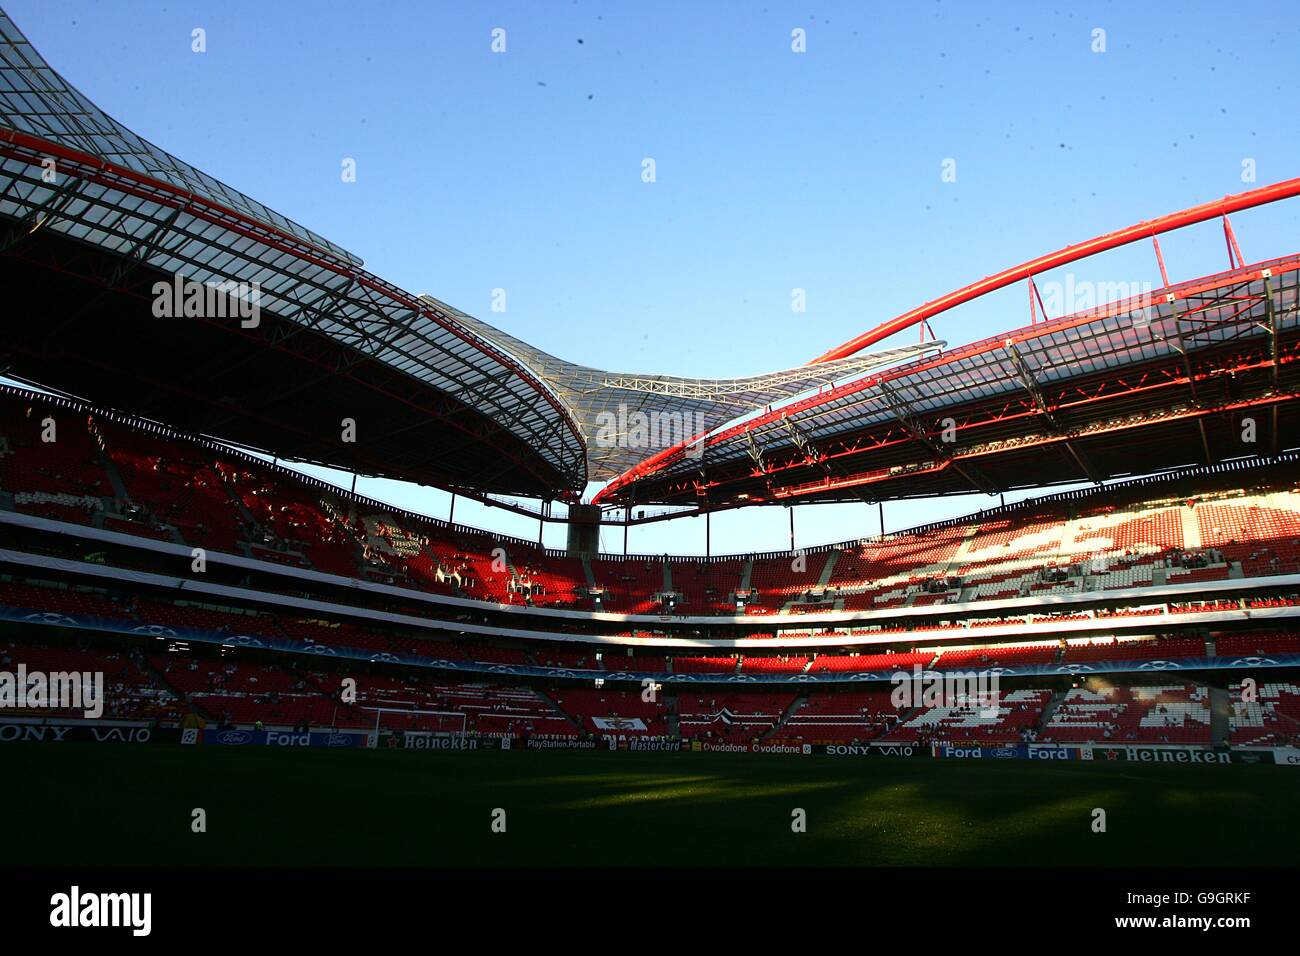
[
  {"left": 1216, "top": 632, "right": 1300, "bottom": 657},
  {"left": 1, "top": 639, "right": 184, "bottom": 721},
  {"left": 881, "top": 688, "right": 1051, "bottom": 745},
  {"left": 930, "top": 642, "right": 1059, "bottom": 669},
  {"left": 547, "top": 688, "right": 669, "bottom": 736},
  {"left": 677, "top": 692, "right": 796, "bottom": 742},
  {"left": 5, "top": 388, "right": 1300, "bottom": 617},
  {"left": 1062, "top": 636, "right": 1206, "bottom": 662},
  {"left": 1229, "top": 681, "right": 1300, "bottom": 747},
  {"left": 1039, "top": 683, "right": 1211, "bottom": 745},
  {"left": 774, "top": 691, "right": 901, "bottom": 743}
]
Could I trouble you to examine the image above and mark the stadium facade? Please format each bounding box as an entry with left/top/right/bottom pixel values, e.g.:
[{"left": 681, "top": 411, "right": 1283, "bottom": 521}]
[{"left": 0, "top": 8, "right": 1298, "bottom": 761}]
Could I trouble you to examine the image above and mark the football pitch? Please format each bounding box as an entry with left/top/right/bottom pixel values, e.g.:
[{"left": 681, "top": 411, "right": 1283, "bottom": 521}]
[{"left": 7, "top": 743, "right": 1297, "bottom": 867}]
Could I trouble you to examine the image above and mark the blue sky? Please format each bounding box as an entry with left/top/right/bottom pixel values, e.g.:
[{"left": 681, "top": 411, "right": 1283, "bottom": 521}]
[{"left": 8, "top": 0, "right": 1299, "bottom": 554}]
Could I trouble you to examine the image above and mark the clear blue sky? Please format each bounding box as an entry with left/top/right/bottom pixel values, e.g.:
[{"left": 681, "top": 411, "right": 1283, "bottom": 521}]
[{"left": 9, "top": 0, "right": 1299, "bottom": 555}]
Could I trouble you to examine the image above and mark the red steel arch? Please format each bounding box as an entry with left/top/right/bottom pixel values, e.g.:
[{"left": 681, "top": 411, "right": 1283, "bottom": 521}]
[
  {"left": 595, "top": 177, "right": 1300, "bottom": 506},
  {"left": 810, "top": 177, "right": 1300, "bottom": 364}
]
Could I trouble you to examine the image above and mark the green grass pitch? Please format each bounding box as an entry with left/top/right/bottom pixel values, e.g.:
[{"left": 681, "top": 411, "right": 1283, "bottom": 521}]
[{"left": 7, "top": 743, "right": 1297, "bottom": 866}]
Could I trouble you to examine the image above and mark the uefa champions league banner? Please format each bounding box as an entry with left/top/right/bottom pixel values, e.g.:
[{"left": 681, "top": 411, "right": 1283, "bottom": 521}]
[
  {"left": 933, "top": 744, "right": 1085, "bottom": 760},
  {"left": 926, "top": 744, "right": 1286, "bottom": 763},
  {"left": 618, "top": 739, "right": 680, "bottom": 752},
  {"left": 1271, "top": 746, "right": 1300, "bottom": 766},
  {"left": 384, "top": 732, "right": 488, "bottom": 751},
  {"left": 6, "top": 598, "right": 1300, "bottom": 687},
  {"left": 683, "top": 740, "right": 812, "bottom": 754},
  {"left": 382, "top": 732, "right": 601, "bottom": 751},
  {"left": 815, "top": 743, "right": 917, "bottom": 757},
  {"left": 815, "top": 743, "right": 1079, "bottom": 759},
  {"left": 1076, "top": 744, "right": 1279, "bottom": 765},
  {"left": 199, "top": 728, "right": 374, "bottom": 748},
  {"left": 936, "top": 744, "right": 1033, "bottom": 759},
  {"left": 0, "top": 719, "right": 182, "bottom": 744},
  {"left": 8, "top": 718, "right": 1285, "bottom": 764}
]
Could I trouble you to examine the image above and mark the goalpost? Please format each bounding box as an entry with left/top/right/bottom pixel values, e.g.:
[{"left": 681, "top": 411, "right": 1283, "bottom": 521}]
[{"left": 364, "top": 706, "right": 468, "bottom": 738}]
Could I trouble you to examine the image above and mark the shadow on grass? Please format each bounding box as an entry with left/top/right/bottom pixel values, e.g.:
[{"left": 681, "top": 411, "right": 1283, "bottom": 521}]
[{"left": 6, "top": 745, "right": 1296, "bottom": 866}]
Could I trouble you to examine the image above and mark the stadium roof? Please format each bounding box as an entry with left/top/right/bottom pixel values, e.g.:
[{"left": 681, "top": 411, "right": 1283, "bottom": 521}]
[
  {"left": 0, "top": 11, "right": 586, "bottom": 496},
  {"left": 426, "top": 294, "right": 940, "bottom": 479},
  {"left": 1, "top": 9, "right": 1297, "bottom": 512},
  {"left": 0, "top": 10, "right": 933, "bottom": 500},
  {"left": 595, "top": 254, "right": 1300, "bottom": 508}
]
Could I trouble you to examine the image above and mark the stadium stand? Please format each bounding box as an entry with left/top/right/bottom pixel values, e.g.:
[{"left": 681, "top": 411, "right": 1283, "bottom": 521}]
[
  {"left": 1061, "top": 636, "right": 1207, "bottom": 662},
  {"left": 1038, "top": 684, "right": 1213, "bottom": 745},
  {"left": 0, "top": 637, "right": 184, "bottom": 721},
  {"left": 677, "top": 692, "right": 797, "bottom": 742},
  {"left": 6, "top": 388, "right": 1300, "bottom": 623},
  {"left": 880, "top": 688, "right": 1052, "bottom": 745},
  {"left": 1216, "top": 632, "right": 1300, "bottom": 657},
  {"left": 1229, "top": 681, "right": 1300, "bottom": 747},
  {"left": 547, "top": 688, "right": 669, "bottom": 736},
  {"left": 773, "top": 691, "right": 901, "bottom": 743}
]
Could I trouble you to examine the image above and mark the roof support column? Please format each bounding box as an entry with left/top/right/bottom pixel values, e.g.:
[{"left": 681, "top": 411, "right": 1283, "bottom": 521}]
[
  {"left": 877, "top": 380, "right": 995, "bottom": 495},
  {"left": 1222, "top": 215, "right": 1245, "bottom": 269},
  {"left": 1152, "top": 235, "right": 1171, "bottom": 286},
  {"left": 1262, "top": 269, "right": 1280, "bottom": 457},
  {"left": 1261, "top": 269, "right": 1279, "bottom": 389},
  {"left": 1003, "top": 340, "right": 1100, "bottom": 484}
]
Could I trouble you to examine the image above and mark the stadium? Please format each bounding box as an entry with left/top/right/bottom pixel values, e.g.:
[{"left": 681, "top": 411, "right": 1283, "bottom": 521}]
[{"left": 0, "top": 3, "right": 1297, "bottom": 912}]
